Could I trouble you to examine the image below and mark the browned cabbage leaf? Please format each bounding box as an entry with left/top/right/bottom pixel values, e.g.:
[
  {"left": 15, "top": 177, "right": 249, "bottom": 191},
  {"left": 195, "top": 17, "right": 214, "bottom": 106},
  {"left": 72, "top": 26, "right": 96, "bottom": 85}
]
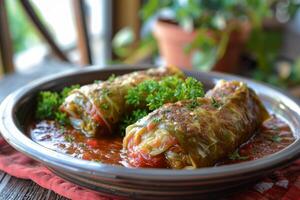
[
  {"left": 123, "top": 80, "right": 269, "bottom": 169},
  {"left": 60, "top": 67, "right": 184, "bottom": 137}
]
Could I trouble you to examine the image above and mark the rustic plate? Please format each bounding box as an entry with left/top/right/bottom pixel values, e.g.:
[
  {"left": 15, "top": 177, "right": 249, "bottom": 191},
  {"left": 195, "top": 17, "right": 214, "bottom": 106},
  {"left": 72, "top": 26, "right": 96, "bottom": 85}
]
[{"left": 1, "top": 66, "right": 300, "bottom": 199}]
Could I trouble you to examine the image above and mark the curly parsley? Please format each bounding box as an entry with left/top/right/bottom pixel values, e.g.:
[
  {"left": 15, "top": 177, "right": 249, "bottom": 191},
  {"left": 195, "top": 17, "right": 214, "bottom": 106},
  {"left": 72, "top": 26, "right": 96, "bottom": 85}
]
[
  {"left": 119, "top": 109, "right": 148, "bottom": 135},
  {"left": 119, "top": 76, "right": 204, "bottom": 134},
  {"left": 126, "top": 76, "right": 204, "bottom": 111},
  {"left": 35, "top": 84, "right": 80, "bottom": 125}
]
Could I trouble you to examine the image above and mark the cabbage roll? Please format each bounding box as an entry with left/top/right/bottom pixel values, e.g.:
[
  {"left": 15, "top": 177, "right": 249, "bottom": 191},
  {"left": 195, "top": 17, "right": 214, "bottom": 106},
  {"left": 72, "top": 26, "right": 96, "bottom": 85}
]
[
  {"left": 60, "top": 67, "right": 184, "bottom": 137},
  {"left": 123, "top": 80, "right": 269, "bottom": 169}
]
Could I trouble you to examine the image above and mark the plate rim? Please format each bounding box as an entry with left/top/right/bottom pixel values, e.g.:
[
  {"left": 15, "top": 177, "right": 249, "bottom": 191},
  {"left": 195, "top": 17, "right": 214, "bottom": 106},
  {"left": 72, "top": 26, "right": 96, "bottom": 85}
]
[{"left": 1, "top": 65, "right": 300, "bottom": 181}]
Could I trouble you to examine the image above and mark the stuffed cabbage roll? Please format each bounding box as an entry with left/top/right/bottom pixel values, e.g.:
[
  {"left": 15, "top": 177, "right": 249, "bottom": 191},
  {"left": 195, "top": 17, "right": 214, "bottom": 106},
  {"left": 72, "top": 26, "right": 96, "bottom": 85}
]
[
  {"left": 123, "top": 80, "right": 269, "bottom": 169},
  {"left": 60, "top": 67, "right": 184, "bottom": 137}
]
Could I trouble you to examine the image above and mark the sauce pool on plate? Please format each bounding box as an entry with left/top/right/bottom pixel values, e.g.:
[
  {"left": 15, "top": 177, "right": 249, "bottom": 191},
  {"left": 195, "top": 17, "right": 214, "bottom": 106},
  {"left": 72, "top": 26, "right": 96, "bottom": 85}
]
[{"left": 29, "top": 115, "right": 295, "bottom": 167}]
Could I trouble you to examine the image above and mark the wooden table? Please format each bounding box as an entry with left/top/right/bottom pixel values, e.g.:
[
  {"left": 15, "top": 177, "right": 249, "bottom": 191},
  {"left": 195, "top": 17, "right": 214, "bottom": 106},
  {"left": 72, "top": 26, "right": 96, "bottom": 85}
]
[
  {"left": 0, "top": 60, "right": 75, "bottom": 200},
  {"left": 0, "top": 171, "right": 67, "bottom": 200},
  {"left": 1, "top": 62, "right": 299, "bottom": 199}
]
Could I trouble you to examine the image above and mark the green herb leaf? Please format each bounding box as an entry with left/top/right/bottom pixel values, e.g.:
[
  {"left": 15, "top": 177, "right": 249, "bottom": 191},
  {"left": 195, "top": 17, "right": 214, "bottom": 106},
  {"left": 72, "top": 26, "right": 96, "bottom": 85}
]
[
  {"left": 78, "top": 143, "right": 86, "bottom": 148},
  {"left": 119, "top": 109, "right": 148, "bottom": 135},
  {"left": 122, "top": 76, "right": 204, "bottom": 135},
  {"left": 182, "top": 77, "right": 205, "bottom": 99},
  {"left": 100, "top": 103, "right": 109, "bottom": 110},
  {"left": 211, "top": 97, "right": 222, "bottom": 108},
  {"left": 36, "top": 84, "right": 80, "bottom": 125},
  {"left": 101, "top": 88, "right": 110, "bottom": 97},
  {"left": 54, "top": 112, "right": 69, "bottom": 125},
  {"left": 126, "top": 76, "right": 204, "bottom": 111},
  {"left": 36, "top": 91, "right": 60, "bottom": 119},
  {"left": 228, "top": 150, "right": 249, "bottom": 161},
  {"left": 60, "top": 84, "right": 80, "bottom": 100},
  {"left": 152, "top": 118, "right": 161, "bottom": 123},
  {"left": 64, "top": 135, "right": 74, "bottom": 143},
  {"left": 271, "top": 135, "right": 282, "bottom": 143},
  {"left": 187, "top": 100, "right": 200, "bottom": 110}
]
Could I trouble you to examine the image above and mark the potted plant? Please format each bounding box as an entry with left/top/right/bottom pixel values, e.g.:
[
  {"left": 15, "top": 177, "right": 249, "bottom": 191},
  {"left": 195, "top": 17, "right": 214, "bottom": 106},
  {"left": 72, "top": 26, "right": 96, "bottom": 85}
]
[
  {"left": 141, "top": 0, "right": 271, "bottom": 72},
  {"left": 113, "top": 0, "right": 300, "bottom": 75}
]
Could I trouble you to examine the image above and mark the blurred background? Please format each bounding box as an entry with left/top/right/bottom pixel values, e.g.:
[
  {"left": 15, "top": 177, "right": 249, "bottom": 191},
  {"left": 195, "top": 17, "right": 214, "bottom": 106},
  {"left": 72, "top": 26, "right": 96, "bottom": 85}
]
[{"left": 1, "top": 0, "right": 300, "bottom": 98}]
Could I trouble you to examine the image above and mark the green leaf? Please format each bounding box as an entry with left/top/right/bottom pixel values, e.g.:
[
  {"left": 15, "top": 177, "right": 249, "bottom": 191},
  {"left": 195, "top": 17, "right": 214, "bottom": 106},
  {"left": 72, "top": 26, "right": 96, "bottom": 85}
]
[
  {"left": 112, "top": 27, "right": 135, "bottom": 58},
  {"left": 212, "top": 14, "right": 226, "bottom": 30},
  {"left": 36, "top": 91, "right": 60, "bottom": 119},
  {"left": 211, "top": 97, "right": 222, "bottom": 108},
  {"left": 119, "top": 109, "right": 148, "bottom": 135},
  {"left": 55, "top": 112, "right": 69, "bottom": 125},
  {"left": 187, "top": 100, "right": 201, "bottom": 110},
  {"left": 126, "top": 76, "right": 204, "bottom": 111},
  {"left": 122, "top": 76, "right": 204, "bottom": 133},
  {"left": 100, "top": 104, "right": 109, "bottom": 110},
  {"left": 216, "top": 28, "right": 230, "bottom": 59},
  {"left": 228, "top": 149, "right": 249, "bottom": 160},
  {"left": 64, "top": 135, "right": 74, "bottom": 143},
  {"left": 140, "top": 0, "right": 172, "bottom": 21},
  {"left": 60, "top": 84, "right": 80, "bottom": 100},
  {"left": 192, "top": 50, "right": 217, "bottom": 71},
  {"left": 271, "top": 135, "right": 282, "bottom": 143},
  {"left": 36, "top": 85, "right": 80, "bottom": 125},
  {"left": 112, "top": 27, "right": 135, "bottom": 48}
]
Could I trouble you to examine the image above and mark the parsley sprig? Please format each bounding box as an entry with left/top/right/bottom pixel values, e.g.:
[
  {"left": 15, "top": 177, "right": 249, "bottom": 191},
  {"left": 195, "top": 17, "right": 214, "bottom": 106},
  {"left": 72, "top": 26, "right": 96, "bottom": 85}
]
[
  {"left": 119, "top": 109, "right": 148, "bottom": 134},
  {"left": 120, "top": 76, "right": 204, "bottom": 133},
  {"left": 126, "top": 76, "right": 204, "bottom": 110},
  {"left": 35, "top": 84, "right": 80, "bottom": 125}
]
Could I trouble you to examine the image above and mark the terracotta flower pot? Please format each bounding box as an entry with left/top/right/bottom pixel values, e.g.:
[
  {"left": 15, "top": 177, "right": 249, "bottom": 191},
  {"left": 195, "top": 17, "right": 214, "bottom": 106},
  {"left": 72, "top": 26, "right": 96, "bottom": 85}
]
[{"left": 153, "top": 20, "right": 250, "bottom": 73}]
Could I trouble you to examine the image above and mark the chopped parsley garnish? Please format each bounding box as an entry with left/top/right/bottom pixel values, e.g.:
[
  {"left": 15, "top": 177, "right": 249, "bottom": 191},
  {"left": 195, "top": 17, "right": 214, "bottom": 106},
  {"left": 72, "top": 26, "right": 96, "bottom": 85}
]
[
  {"left": 64, "top": 135, "right": 74, "bottom": 143},
  {"left": 61, "top": 85, "right": 80, "bottom": 99},
  {"left": 101, "top": 88, "right": 110, "bottom": 97},
  {"left": 228, "top": 150, "right": 249, "bottom": 161},
  {"left": 152, "top": 118, "right": 161, "bottom": 123},
  {"left": 211, "top": 97, "right": 222, "bottom": 108},
  {"left": 55, "top": 112, "right": 69, "bottom": 125},
  {"left": 36, "top": 91, "right": 60, "bottom": 119},
  {"left": 35, "top": 84, "right": 80, "bottom": 125},
  {"left": 119, "top": 109, "right": 148, "bottom": 135},
  {"left": 78, "top": 143, "right": 86, "bottom": 148},
  {"left": 187, "top": 100, "right": 200, "bottom": 110},
  {"left": 271, "top": 135, "right": 282, "bottom": 143},
  {"left": 126, "top": 76, "right": 204, "bottom": 110},
  {"left": 120, "top": 76, "right": 204, "bottom": 134}
]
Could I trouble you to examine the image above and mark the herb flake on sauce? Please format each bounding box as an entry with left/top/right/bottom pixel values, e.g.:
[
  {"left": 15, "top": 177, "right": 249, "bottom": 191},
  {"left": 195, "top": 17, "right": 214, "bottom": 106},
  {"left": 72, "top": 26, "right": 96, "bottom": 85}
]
[{"left": 228, "top": 150, "right": 249, "bottom": 161}]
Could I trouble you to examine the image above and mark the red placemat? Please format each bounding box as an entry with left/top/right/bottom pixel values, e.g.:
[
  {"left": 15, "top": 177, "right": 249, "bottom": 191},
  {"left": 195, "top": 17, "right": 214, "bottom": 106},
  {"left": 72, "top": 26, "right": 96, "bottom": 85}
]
[{"left": 0, "top": 137, "right": 299, "bottom": 200}]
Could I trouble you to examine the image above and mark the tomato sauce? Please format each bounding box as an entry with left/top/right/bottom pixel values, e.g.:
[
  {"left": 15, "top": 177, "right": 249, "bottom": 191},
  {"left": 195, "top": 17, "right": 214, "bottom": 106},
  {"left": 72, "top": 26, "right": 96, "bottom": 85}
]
[
  {"left": 30, "top": 121, "right": 122, "bottom": 165},
  {"left": 217, "top": 116, "right": 295, "bottom": 165},
  {"left": 29, "top": 115, "right": 295, "bottom": 167}
]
